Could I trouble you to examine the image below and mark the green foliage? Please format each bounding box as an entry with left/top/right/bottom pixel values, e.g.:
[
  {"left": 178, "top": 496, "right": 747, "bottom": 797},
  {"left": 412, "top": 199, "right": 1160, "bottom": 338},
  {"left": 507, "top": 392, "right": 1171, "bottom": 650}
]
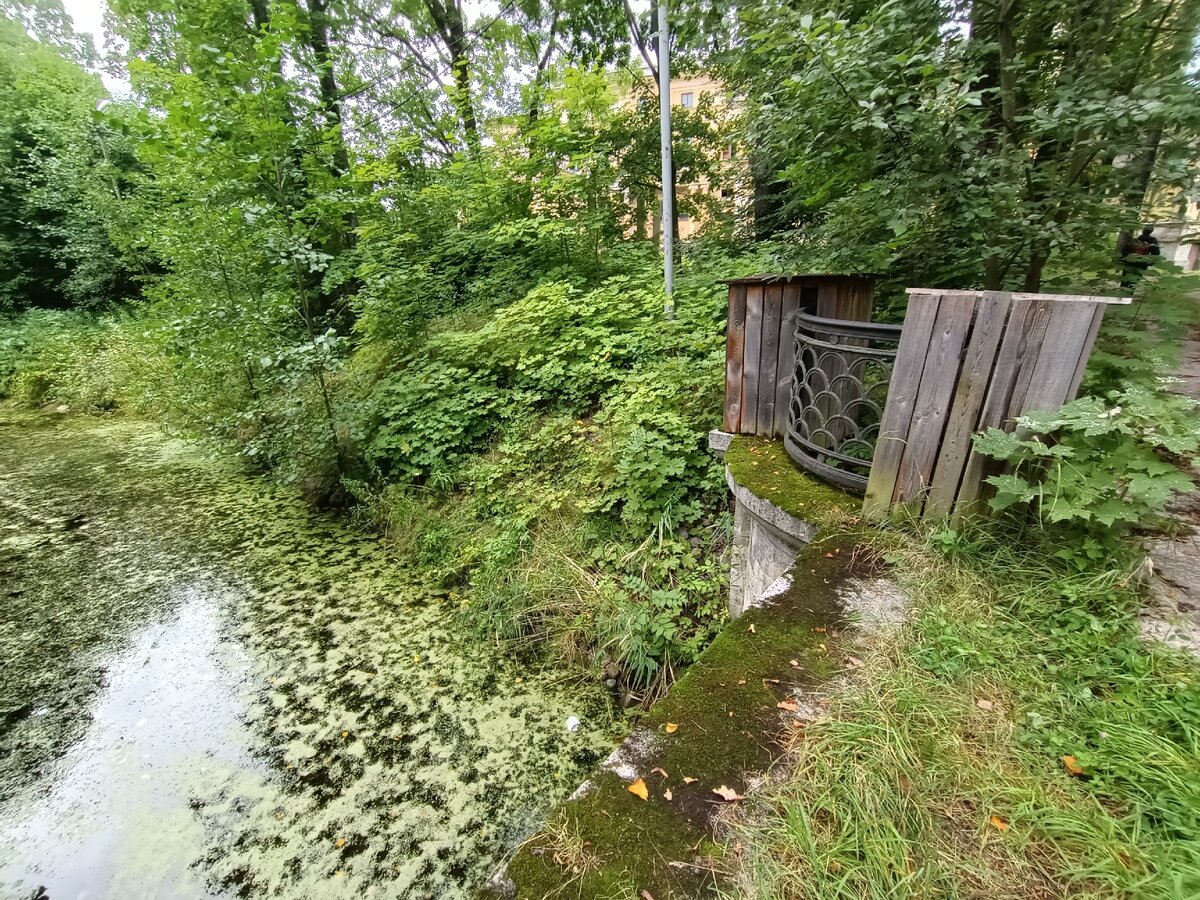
[
  {"left": 736, "top": 531, "right": 1200, "bottom": 898},
  {"left": 0, "top": 309, "right": 134, "bottom": 408},
  {"left": 974, "top": 388, "right": 1200, "bottom": 548},
  {"left": 0, "top": 14, "right": 135, "bottom": 311},
  {"left": 729, "top": 0, "right": 1200, "bottom": 290}
]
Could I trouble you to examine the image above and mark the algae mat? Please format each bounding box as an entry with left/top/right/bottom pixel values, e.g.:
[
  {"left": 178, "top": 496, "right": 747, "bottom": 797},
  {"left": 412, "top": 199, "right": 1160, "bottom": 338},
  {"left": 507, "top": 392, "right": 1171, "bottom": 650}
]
[{"left": 0, "top": 411, "right": 617, "bottom": 899}]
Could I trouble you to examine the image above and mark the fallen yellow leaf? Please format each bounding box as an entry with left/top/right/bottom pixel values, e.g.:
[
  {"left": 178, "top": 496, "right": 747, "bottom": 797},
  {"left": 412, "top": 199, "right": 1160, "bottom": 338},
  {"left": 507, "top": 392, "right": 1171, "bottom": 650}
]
[
  {"left": 683, "top": 777, "right": 698, "bottom": 784},
  {"left": 989, "top": 815, "right": 1010, "bottom": 832},
  {"left": 1062, "top": 755, "right": 1085, "bottom": 776},
  {"left": 335, "top": 837, "right": 346, "bottom": 848},
  {"left": 665, "top": 722, "right": 679, "bottom": 734},
  {"left": 747, "top": 624, "right": 757, "bottom": 634},
  {"left": 712, "top": 785, "right": 744, "bottom": 802},
  {"left": 627, "top": 778, "right": 649, "bottom": 801}
]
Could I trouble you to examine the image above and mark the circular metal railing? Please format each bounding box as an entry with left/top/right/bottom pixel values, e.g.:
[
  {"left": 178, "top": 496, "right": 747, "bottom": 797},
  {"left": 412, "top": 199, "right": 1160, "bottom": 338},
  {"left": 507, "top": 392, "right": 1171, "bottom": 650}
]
[{"left": 784, "top": 313, "right": 902, "bottom": 493}]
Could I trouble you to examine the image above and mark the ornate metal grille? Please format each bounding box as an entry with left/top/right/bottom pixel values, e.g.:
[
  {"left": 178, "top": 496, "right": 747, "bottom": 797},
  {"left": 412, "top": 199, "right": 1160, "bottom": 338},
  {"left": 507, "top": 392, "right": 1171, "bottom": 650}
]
[{"left": 784, "top": 313, "right": 902, "bottom": 492}]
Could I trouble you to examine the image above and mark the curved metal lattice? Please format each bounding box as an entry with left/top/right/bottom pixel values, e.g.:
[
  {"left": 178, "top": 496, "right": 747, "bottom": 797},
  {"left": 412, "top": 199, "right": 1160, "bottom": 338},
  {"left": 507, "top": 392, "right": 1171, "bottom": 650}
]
[{"left": 785, "top": 313, "right": 902, "bottom": 493}]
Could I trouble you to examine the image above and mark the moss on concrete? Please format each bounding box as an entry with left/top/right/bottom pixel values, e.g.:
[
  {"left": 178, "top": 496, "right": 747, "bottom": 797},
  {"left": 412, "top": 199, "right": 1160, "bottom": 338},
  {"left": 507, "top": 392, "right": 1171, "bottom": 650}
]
[
  {"left": 725, "top": 436, "right": 857, "bottom": 529},
  {"left": 501, "top": 535, "right": 867, "bottom": 899}
]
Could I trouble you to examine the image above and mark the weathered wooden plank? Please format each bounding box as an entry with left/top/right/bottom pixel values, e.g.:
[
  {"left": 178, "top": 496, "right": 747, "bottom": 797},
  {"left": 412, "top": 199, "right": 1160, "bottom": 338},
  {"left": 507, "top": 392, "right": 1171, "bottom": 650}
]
[
  {"left": 815, "top": 281, "right": 840, "bottom": 319},
  {"left": 1002, "top": 297, "right": 1056, "bottom": 420},
  {"left": 773, "top": 282, "right": 801, "bottom": 437},
  {"left": 951, "top": 296, "right": 1051, "bottom": 523},
  {"left": 723, "top": 284, "right": 747, "bottom": 433},
  {"left": 892, "top": 294, "right": 976, "bottom": 508},
  {"left": 907, "top": 288, "right": 1131, "bottom": 305},
  {"left": 924, "top": 291, "right": 1011, "bottom": 519},
  {"left": 1018, "top": 300, "right": 1103, "bottom": 416},
  {"left": 1065, "top": 302, "right": 1107, "bottom": 400},
  {"left": 862, "top": 292, "right": 942, "bottom": 520},
  {"left": 741, "top": 284, "right": 764, "bottom": 434},
  {"left": 757, "top": 284, "right": 783, "bottom": 435},
  {"left": 1011, "top": 292, "right": 1131, "bottom": 305},
  {"left": 840, "top": 279, "right": 874, "bottom": 322}
]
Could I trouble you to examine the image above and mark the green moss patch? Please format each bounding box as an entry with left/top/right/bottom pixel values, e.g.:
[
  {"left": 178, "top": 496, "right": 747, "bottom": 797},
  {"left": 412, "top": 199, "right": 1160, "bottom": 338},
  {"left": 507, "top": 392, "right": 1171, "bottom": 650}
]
[
  {"left": 724, "top": 436, "right": 857, "bottom": 529},
  {"left": 501, "top": 536, "right": 867, "bottom": 899}
]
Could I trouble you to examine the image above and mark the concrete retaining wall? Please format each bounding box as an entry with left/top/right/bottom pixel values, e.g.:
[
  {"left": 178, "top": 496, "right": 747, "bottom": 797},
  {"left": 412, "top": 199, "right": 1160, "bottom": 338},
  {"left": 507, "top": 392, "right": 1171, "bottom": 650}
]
[{"left": 726, "top": 467, "right": 818, "bottom": 617}]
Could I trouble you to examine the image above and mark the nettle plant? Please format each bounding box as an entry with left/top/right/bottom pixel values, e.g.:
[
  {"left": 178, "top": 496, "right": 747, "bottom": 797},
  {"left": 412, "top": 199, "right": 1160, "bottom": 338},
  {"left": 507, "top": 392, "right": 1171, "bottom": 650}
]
[{"left": 974, "top": 387, "right": 1200, "bottom": 541}]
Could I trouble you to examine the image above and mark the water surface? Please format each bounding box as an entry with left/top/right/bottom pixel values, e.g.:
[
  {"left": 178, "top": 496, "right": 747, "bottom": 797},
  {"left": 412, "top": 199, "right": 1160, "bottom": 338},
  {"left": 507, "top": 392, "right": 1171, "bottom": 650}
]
[{"left": 0, "top": 411, "right": 615, "bottom": 899}]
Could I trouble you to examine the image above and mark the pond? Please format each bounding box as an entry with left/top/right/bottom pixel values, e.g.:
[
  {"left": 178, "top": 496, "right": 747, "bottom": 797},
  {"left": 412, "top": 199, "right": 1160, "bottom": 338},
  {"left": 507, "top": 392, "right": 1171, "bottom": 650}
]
[{"left": 0, "top": 411, "right": 617, "bottom": 899}]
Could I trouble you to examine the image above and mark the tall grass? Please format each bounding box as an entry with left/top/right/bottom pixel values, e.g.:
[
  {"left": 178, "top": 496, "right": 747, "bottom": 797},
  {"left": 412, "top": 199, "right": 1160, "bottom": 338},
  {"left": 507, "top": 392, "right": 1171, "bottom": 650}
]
[{"left": 732, "top": 526, "right": 1200, "bottom": 898}]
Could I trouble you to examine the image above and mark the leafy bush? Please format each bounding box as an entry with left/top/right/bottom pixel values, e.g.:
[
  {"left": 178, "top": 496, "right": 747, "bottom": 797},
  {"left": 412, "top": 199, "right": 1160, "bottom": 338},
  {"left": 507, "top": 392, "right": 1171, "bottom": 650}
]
[{"left": 974, "top": 387, "right": 1200, "bottom": 545}]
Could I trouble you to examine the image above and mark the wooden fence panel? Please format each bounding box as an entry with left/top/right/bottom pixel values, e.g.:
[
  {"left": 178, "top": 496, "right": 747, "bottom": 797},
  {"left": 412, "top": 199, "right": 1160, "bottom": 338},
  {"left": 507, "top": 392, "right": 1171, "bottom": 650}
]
[
  {"left": 773, "top": 283, "right": 802, "bottom": 437},
  {"left": 757, "top": 284, "right": 784, "bottom": 435},
  {"left": 720, "top": 275, "right": 877, "bottom": 440},
  {"left": 849, "top": 289, "right": 1129, "bottom": 527},
  {"left": 741, "top": 284, "right": 764, "bottom": 432},
  {"left": 1066, "top": 303, "right": 1107, "bottom": 400},
  {"left": 950, "top": 296, "right": 1041, "bottom": 522},
  {"left": 1002, "top": 297, "right": 1055, "bottom": 421},
  {"left": 861, "top": 292, "right": 942, "bottom": 519},
  {"left": 723, "top": 284, "right": 747, "bottom": 432},
  {"left": 892, "top": 294, "right": 975, "bottom": 508},
  {"left": 1018, "top": 300, "right": 1103, "bottom": 417},
  {"left": 924, "top": 291, "right": 1011, "bottom": 519}
]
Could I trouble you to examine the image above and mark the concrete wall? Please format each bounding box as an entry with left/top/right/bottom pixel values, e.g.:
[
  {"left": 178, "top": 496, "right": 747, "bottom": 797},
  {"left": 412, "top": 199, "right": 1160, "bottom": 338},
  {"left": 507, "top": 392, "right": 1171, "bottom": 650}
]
[{"left": 726, "top": 468, "right": 818, "bottom": 617}]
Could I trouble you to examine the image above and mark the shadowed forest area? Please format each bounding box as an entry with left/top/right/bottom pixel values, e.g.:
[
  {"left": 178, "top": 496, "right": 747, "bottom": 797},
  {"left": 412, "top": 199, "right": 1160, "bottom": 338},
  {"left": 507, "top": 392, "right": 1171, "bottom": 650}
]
[{"left": 3, "top": 0, "right": 1200, "bottom": 897}]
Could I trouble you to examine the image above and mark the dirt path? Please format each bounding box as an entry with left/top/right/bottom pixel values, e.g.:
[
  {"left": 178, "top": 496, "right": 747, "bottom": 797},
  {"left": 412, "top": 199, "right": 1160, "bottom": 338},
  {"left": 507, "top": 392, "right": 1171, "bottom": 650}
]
[{"left": 1142, "top": 328, "right": 1200, "bottom": 654}]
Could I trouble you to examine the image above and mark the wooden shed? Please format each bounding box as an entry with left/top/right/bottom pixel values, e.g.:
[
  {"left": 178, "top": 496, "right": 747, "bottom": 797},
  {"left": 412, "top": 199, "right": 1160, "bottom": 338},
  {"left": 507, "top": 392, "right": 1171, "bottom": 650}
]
[{"left": 720, "top": 274, "right": 877, "bottom": 437}]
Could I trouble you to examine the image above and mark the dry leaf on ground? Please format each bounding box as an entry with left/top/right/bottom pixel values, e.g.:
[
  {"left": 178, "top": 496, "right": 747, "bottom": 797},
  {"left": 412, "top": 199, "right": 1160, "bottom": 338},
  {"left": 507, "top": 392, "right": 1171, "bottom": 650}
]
[
  {"left": 628, "top": 778, "right": 649, "bottom": 800},
  {"left": 989, "top": 815, "right": 1010, "bottom": 832},
  {"left": 663, "top": 789, "right": 673, "bottom": 801},
  {"left": 665, "top": 722, "right": 679, "bottom": 734},
  {"left": 683, "top": 777, "right": 698, "bottom": 784},
  {"left": 777, "top": 699, "right": 799, "bottom": 712},
  {"left": 651, "top": 766, "right": 669, "bottom": 778},
  {"left": 846, "top": 656, "right": 864, "bottom": 668},
  {"left": 790, "top": 659, "right": 800, "bottom": 668},
  {"left": 712, "top": 785, "right": 744, "bottom": 802},
  {"left": 640, "top": 892, "right": 655, "bottom": 900},
  {"left": 1062, "top": 755, "right": 1085, "bottom": 776},
  {"left": 976, "top": 699, "right": 994, "bottom": 711}
]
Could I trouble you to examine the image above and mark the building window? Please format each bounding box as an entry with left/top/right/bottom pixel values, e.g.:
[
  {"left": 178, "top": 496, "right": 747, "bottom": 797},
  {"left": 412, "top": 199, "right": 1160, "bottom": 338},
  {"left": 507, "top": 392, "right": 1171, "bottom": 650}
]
[{"left": 680, "top": 92, "right": 694, "bottom": 108}]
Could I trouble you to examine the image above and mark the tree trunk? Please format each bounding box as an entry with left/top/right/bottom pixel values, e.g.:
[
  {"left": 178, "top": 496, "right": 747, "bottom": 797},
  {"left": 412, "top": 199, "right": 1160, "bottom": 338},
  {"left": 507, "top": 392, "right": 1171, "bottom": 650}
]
[
  {"left": 424, "top": 0, "right": 479, "bottom": 151},
  {"left": 1115, "top": 127, "right": 1163, "bottom": 256},
  {"left": 305, "top": 0, "right": 351, "bottom": 179}
]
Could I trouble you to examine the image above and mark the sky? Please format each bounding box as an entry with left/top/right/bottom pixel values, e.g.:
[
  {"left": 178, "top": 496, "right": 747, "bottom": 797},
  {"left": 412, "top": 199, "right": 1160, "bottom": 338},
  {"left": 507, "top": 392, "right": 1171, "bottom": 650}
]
[{"left": 61, "top": 0, "right": 103, "bottom": 39}]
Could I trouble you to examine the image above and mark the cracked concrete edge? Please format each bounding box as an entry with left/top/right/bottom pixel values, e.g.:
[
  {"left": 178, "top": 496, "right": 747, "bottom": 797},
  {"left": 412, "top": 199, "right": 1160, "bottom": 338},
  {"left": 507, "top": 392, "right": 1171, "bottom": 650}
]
[{"left": 725, "top": 466, "right": 819, "bottom": 545}]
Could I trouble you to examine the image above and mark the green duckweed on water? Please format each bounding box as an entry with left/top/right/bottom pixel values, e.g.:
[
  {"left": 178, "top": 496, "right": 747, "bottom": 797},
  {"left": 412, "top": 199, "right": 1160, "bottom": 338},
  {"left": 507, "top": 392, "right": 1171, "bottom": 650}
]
[{"left": 0, "top": 410, "right": 620, "bottom": 899}]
